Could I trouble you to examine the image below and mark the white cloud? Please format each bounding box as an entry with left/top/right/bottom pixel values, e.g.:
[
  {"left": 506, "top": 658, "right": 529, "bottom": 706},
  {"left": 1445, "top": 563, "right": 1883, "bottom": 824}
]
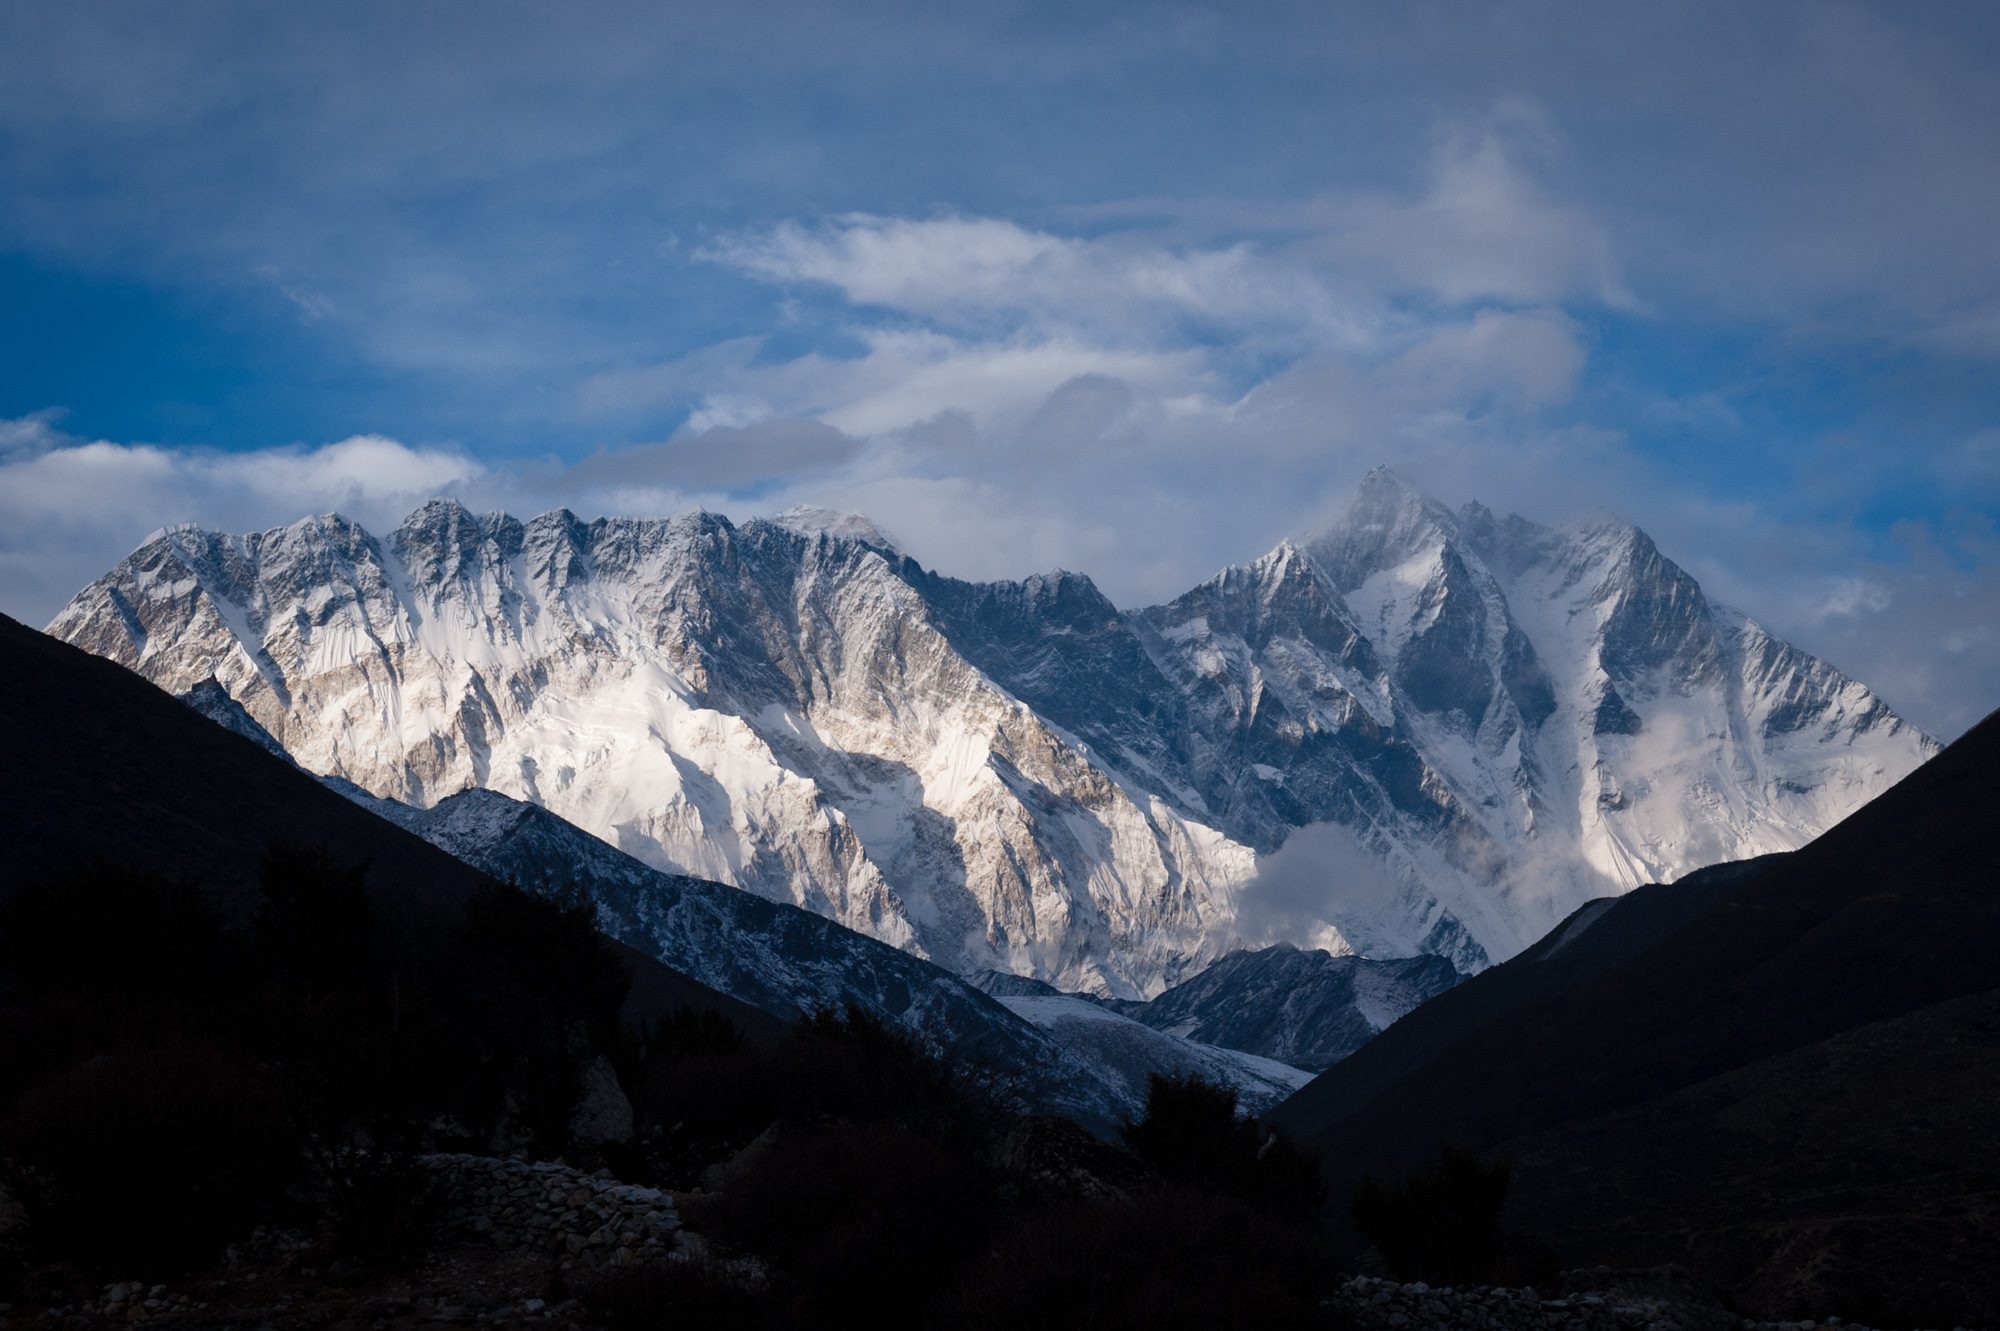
[
  {"left": 699, "top": 214, "right": 1365, "bottom": 349},
  {"left": 0, "top": 408, "right": 69, "bottom": 460},
  {"left": 214, "top": 434, "right": 485, "bottom": 510},
  {"left": 1232, "top": 820, "right": 1403, "bottom": 955},
  {"left": 0, "top": 421, "right": 484, "bottom": 626},
  {"left": 1314, "top": 113, "right": 1637, "bottom": 310},
  {"left": 1814, "top": 576, "right": 1893, "bottom": 621},
  {"left": 583, "top": 326, "right": 1216, "bottom": 438}
]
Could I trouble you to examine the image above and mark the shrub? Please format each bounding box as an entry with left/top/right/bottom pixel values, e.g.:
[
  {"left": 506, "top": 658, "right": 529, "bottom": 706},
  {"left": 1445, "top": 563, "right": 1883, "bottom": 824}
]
[
  {"left": 255, "top": 844, "right": 374, "bottom": 994},
  {"left": 946, "top": 1188, "right": 1341, "bottom": 1331},
  {"left": 706, "top": 1119, "right": 996, "bottom": 1328},
  {"left": 578, "top": 1257, "right": 784, "bottom": 1331},
  {"left": 316, "top": 1146, "right": 441, "bottom": 1270},
  {"left": 1122, "top": 1073, "right": 1326, "bottom": 1222},
  {"left": 3, "top": 1042, "right": 298, "bottom": 1275},
  {"left": 784, "top": 1005, "right": 983, "bottom": 1134},
  {"left": 626, "top": 1004, "right": 994, "bottom": 1187},
  {"left": 1351, "top": 1145, "right": 1514, "bottom": 1285},
  {"left": 462, "top": 882, "right": 629, "bottom": 1038}
]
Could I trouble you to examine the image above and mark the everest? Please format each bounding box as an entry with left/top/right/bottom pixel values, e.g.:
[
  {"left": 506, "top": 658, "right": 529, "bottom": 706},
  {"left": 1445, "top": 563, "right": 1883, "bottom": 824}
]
[{"left": 48, "top": 469, "right": 1934, "bottom": 996}]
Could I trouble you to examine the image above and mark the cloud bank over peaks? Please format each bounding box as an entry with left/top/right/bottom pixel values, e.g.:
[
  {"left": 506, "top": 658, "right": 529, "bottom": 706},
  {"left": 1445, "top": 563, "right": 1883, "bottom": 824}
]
[
  {"left": 0, "top": 79, "right": 1991, "bottom": 739},
  {"left": 0, "top": 414, "right": 484, "bottom": 621}
]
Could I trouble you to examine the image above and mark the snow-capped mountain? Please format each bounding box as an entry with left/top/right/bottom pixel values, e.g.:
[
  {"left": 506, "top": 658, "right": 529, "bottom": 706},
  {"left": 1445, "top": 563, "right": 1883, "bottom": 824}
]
[{"left": 52, "top": 472, "right": 1934, "bottom": 995}]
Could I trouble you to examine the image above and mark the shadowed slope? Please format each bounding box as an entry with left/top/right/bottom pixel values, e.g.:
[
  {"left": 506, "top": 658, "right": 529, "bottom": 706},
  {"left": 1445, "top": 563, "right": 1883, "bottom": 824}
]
[
  {"left": 1270, "top": 707, "right": 2000, "bottom": 1318},
  {"left": 0, "top": 612, "right": 778, "bottom": 1039}
]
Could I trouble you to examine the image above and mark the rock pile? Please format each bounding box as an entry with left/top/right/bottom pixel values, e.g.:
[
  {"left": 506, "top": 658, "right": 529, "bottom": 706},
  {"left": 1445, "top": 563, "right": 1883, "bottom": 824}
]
[
  {"left": 421, "top": 1153, "right": 679, "bottom": 1272},
  {"left": 92, "top": 1281, "right": 195, "bottom": 1322},
  {"left": 1329, "top": 1275, "right": 1962, "bottom": 1331},
  {"left": 1336, "top": 1275, "right": 1708, "bottom": 1331}
]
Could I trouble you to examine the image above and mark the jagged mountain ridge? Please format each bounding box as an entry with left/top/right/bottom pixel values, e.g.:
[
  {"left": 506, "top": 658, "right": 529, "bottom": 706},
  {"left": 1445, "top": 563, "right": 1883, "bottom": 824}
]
[{"left": 50, "top": 472, "right": 1934, "bottom": 994}]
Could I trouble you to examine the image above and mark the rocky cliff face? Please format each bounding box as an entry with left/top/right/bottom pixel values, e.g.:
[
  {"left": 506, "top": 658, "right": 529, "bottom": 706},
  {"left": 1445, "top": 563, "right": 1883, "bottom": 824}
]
[
  {"left": 50, "top": 474, "right": 1933, "bottom": 995},
  {"left": 1123, "top": 945, "right": 1465, "bottom": 1072}
]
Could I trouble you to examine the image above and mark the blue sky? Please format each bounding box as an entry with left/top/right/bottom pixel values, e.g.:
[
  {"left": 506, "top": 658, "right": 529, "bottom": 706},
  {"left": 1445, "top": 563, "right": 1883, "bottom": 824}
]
[{"left": 2, "top": 1, "right": 1997, "bottom": 735}]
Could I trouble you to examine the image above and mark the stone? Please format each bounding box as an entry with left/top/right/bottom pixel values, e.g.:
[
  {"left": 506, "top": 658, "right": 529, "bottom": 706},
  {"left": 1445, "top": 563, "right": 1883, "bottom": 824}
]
[{"left": 567, "top": 1056, "right": 636, "bottom": 1146}]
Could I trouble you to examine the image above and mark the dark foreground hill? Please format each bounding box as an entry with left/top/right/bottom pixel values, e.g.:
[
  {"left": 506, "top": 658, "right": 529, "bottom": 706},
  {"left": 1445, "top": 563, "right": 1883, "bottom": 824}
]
[
  {"left": 0, "top": 612, "right": 774, "bottom": 1035},
  {"left": 1271, "top": 708, "right": 2000, "bottom": 1323}
]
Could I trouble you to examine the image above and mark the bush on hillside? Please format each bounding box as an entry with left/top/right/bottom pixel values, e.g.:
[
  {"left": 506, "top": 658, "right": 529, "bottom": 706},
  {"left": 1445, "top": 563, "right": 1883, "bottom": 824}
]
[
  {"left": 626, "top": 1003, "right": 993, "bottom": 1187},
  {"left": 946, "top": 1188, "right": 1343, "bottom": 1331},
  {"left": 316, "top": 1146, "right": 441, "bottom": 1270},
  {"left": 0, "top": 856, "right": 646, "bottom": 1276},
  {"left": 3, "top": 1042, "right": 298, "bottom": 1275},
  {"left": 703, "top": 1118, "right": 997, "bottom": 1329},
  {"left": 1122, "top": 1073, "right": 1326, "bottom": 1222},
  {"left": 256, "top": 844, "right": 374, "bottom": 993},
  {"left": 1352, "top": 1145, "right": 1532, "bottom": 1286}
]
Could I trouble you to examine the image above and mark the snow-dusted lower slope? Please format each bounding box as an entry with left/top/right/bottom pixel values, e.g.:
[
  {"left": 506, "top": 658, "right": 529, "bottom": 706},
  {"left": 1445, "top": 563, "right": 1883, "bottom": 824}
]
[
  {"left": 991, "top": 994, "right": 1312, "bottom": 1118},
  {"left": 61, "top": 471, "right": 1934, "bottom": 992},
  {"left": 62, "top": 503, "right": 1250, "bottom": 996},
  {"left": 1123, "top": 945, "right": 1463, "bottom": 1071},
  {"left": 172, "top": 682, "right": 1140, "bottom": 1127},
  {"left": 388, "top": 789, "right": 1146, "bottom": 1127},
  {"left": 972, "top": 946, "right": 1461, "bottom": 1074}
]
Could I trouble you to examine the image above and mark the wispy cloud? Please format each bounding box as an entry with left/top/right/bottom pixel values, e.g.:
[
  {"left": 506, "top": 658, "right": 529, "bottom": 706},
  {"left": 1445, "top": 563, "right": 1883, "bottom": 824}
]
[
  {"left": 1, "top": 2, "right": 1997, "bottom": 738},
  {"left": 699, "top": 213, "right": 1370, "bottom": 348}
]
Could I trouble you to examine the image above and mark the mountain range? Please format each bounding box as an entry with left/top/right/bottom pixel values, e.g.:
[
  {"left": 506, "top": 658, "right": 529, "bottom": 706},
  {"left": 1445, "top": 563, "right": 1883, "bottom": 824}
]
[{"left": 48, "top": 469, "right": 1933, "bottom": 998}]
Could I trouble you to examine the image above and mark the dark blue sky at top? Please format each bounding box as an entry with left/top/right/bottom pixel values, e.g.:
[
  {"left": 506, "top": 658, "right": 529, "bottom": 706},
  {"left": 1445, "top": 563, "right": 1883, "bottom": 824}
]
[{"left": 1, "top": 0, "right": 1997, "bottom": 733}]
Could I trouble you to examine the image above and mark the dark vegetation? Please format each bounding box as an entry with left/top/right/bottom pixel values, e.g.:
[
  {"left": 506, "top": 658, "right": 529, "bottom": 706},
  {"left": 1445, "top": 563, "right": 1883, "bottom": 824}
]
[
  {"left": 1122, "top": 1071, "right": 1326, "bottom": 1223},
  {"left": 0, "top": 850, "right": 633, "bottom": 1276},
  {"left": 0, "top": 616, "right": 1351, "bottom": 1326},
  {"left": 1352, "top": 1146, "right": 1557, "bottom": 1290},
  {"left": 617, "top": 1024, "right": 1341, "bottom": 1329},
  {"left": 0, "top": 853, "right": 1341, "bottom": 1327}
]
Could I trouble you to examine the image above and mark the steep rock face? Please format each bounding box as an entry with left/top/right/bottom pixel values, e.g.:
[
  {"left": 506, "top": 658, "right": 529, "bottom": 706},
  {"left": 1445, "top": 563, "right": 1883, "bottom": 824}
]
[
  {"left": 1131, "top": 538, "right": 1501, "bottom": 968},
  {"left": 51, "top": 472, "right": 1934, "bottom": 990},
  {"left": 55, "top": 504, "right": 1252, "bottom": 997},
  {"left": 973, "top": 945, "right": 1463, "bottom": 1075}
]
